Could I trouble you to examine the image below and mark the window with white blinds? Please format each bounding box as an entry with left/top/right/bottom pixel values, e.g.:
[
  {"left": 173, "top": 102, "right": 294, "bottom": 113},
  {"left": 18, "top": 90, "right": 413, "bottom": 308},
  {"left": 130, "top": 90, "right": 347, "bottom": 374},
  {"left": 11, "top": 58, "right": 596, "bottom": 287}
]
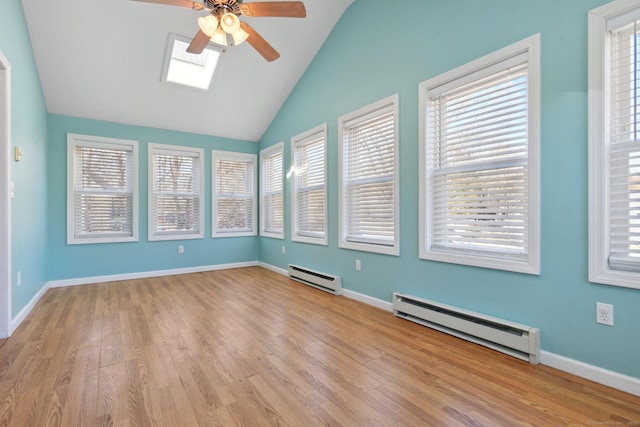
[
  {"left": 212, "top": 150, "right": 257, "bottom": 238},
  {"left": 67, "top": 134, "right": 138, "bottom": 244},
  {"left": 148, "top": 143, "right": 204, "bottom": 241},
  {"left": 291, "top": 124, "right": 327, "bottom": 245},
  {"left": 609, "top": 21, "right": 640, "bottom": 273},
  {"left": 339, "top": 95, "right": 399, "bottom": 256},
  {"left": 260, "top": 142, "right": 284, "bottom": 239},
  {"left": 589, "top": 3, "right": 640, "bottom": 289},
  {"left": 420, "top": 35, "right": 540, "bottom": 274}
]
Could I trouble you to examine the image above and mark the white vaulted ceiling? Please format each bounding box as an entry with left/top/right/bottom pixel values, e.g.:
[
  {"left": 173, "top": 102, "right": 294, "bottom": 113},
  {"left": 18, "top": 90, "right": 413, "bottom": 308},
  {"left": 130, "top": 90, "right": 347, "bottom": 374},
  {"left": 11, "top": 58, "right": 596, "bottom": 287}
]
[{"left": 21, "top": 0, "right": 355, "bottom": 142}]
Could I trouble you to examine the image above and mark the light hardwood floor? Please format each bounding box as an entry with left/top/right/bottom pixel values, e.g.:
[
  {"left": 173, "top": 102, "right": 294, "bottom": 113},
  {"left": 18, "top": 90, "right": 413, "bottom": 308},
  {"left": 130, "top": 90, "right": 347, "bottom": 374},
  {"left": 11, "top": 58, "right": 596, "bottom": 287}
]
[{"left": 0, "top": 267, "right": 638, "bottom": 426}]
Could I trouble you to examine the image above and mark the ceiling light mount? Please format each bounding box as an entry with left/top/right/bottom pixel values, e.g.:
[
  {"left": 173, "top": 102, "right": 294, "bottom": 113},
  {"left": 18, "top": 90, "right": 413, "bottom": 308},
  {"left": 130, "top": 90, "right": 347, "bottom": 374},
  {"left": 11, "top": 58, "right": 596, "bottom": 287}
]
[{"left": 204, "top": 0, "right": 242, "bottom": 16}]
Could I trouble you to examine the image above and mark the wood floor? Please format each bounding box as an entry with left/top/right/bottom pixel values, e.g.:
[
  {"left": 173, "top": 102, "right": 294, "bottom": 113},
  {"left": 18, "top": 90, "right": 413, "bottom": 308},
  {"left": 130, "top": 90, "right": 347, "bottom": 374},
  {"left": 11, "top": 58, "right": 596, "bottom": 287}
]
[{"left": 0, "top": 267, "right": 638, "bottom": 426}]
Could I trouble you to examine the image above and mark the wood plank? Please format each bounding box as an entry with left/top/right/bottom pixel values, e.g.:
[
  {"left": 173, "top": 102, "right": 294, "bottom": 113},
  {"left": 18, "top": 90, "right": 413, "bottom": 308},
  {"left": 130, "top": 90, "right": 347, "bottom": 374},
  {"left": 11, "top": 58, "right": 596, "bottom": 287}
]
[{"left": 0, "top": 267, "right": 637, "bottom": 426}]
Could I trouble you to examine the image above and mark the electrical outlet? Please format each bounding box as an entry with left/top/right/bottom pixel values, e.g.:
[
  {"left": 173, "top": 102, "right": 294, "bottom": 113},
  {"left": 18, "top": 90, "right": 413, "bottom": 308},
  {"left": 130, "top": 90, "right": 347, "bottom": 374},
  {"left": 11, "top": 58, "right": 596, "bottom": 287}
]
[
  {"left": 355, "top": 259, "right": 361, "bottom": 271},
  {"left": 178, "top": 245, "right": 184, "bottom": 254},
  {"left": 282, "top": 246, "right": 286, "bottom": 254},
  {"left": 17, "top": 271, "right": 21, "bottom": 286},
  {"left": 596, "top": 302, "right": 614, "bottom": 326}
]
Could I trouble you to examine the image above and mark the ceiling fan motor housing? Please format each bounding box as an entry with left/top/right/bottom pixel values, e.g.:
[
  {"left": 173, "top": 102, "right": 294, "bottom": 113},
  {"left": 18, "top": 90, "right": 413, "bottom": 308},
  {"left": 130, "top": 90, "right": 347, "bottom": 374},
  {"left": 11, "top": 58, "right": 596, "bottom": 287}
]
[{"left": 205, "top": 0, "right": 242, "bottom": 15}]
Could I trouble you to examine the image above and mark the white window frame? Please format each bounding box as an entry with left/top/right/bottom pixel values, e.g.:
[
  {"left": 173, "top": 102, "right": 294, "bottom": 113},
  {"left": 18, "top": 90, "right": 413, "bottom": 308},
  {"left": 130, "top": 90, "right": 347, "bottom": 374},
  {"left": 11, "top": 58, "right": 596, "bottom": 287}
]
[
  {"left": 291, "top": 124, "right": 328, "bottom": 246},
  {"left": 338, "top": 94, "right": 400, "bottom": 256},
  {"left": 67, "top": 133, "right": 139, "bottom": 245},
  {"left": 260, "top": 142, "right": 284, "bottom": 240},
  {"left": 148, "top": 143, "right": 204, "bottom": 241},
  {"left": 419, "top": 34, "right": 540, "bottom": 275},
  {"left": 212, "top": 150, "right": 257, "bottom": 238},
  {"left": 589, "top": 0, "right": 640, "bottom": 289}
]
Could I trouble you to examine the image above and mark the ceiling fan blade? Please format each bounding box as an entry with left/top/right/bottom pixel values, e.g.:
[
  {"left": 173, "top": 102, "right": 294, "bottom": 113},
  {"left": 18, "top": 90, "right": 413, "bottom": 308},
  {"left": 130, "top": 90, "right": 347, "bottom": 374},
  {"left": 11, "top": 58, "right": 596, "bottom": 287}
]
[
  {"left": 240, "top": 1, "right": 306, "bottom": 18},
  {"left": 240, "top": 22, "right": 280, "bottom": 62},
  {"left": 186, "top": 30, "right": 211, "bottom": 54},
  {"left": 130, "top": 0, "right": 204, "bottom": 10}
]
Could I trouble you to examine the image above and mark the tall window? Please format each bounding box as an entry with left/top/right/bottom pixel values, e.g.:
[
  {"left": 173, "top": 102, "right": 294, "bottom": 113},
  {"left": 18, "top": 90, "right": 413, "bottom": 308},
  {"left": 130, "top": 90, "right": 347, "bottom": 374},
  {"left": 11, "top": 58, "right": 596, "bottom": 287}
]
[
  {"left": 260, "top": 142, "right": 284, "bottom": 239},
  {"left": 148, "top": 143, "right": 204, "bottom": 241},
  {"left": 291, "top": 124, "right": 327, "bottom": 245},
  {"left": 67, "top": 133, "right": 138, "bottom": 244},
  {"left": 419, "top": 35, "right": 540, "bottom": 274},
  {"left": 589, "top": 1, "right": 640, "bottom": 289},
  {"left": 339, "top": 95, "right": 399, "bottom": 256},
  {"left": 212, "top": 150, "right": 257, "bottom": 237}
]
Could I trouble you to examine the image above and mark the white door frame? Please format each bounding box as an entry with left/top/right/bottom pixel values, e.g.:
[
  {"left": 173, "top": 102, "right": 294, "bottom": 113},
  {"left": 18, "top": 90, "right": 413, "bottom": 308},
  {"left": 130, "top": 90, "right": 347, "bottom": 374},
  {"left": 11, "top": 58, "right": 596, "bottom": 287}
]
[{"left": 0, "top": 49, "right": 12, "bottom": 339}]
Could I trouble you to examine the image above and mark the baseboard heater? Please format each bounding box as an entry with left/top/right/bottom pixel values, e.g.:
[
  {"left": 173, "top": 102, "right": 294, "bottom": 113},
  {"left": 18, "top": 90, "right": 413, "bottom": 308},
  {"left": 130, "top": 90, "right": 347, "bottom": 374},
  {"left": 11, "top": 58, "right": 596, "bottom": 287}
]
[
  {"left": 392, "top": 292, "right": 540, "bottom": 364},
  {"left": 288, "top": 264, "right": 342, "bottom": 295}
]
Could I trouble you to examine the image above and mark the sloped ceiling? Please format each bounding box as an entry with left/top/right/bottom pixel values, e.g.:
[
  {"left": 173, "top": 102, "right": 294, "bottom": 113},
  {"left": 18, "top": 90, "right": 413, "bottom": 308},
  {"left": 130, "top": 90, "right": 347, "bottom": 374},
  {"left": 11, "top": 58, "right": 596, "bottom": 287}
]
[{"left": 21, "top": 0, "right": 355, "bottom": 142}]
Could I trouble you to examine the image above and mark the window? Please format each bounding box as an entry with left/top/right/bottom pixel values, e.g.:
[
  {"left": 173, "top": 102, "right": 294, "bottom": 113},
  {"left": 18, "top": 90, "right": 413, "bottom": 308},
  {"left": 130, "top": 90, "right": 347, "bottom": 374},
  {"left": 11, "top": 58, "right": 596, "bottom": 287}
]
[
  {"left": 291, "top": 124, "right": 328, "bottom": 245},
  {"left": 419, "top": 35, "right": 540, "bottom": 274},
  {"left": 260, "top": 142, "right": 284, "bottom": 239},
  {"left": 148, "top": 143, "right": 204, "bottom": 241},
  {"left": 212, "top": 150, "right": 257, "bottom": 237},
  {"left": 161, "top": 33, "right": 222, "bottom": 91},
  {"left": 589, "top": 1, "right": 640, "bottom": 289},
  {"left": 339, "top": 95, "right": 399, "bottom": 256},
  {"left": 67, "top": 133, "right": 138, "bottom": 245}
]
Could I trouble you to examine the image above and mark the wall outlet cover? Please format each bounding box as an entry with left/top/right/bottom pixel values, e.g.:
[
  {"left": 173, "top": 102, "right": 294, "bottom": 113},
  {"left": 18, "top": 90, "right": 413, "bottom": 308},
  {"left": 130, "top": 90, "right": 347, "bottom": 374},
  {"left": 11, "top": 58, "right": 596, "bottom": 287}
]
[{"left": 596, "top": 302, "right": 614, "bottom": 326}]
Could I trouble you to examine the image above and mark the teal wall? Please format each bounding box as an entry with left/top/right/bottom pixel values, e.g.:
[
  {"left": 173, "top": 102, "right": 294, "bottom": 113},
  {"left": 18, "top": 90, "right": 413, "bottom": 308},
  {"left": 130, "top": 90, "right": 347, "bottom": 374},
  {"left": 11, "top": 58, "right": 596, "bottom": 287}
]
[
  {"left": 259, "top": 0, "right": 640, "bottom": 378},
  {"left": 47, "top": 114, "right": 259, "bottom": 280},
  {"left": 0, "top": 0, "right": 48, "bottom": 315}
]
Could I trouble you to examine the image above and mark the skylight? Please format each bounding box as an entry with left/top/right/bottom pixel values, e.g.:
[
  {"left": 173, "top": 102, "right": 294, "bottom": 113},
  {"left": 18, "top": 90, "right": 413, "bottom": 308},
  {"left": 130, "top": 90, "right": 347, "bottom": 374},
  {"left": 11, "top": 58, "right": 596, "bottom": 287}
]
[{"left": 162, "top": 34, "right": 222, "bottom": 91}]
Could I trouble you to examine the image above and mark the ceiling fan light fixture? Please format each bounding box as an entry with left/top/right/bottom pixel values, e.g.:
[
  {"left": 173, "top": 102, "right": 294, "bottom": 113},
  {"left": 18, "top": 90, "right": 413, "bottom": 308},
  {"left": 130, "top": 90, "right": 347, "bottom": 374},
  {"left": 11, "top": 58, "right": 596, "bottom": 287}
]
[
  {"left": 210, "top": 28, "right": 228, "bottom": 46},
  {"left": 220, "top": 12, "right": 241, "bottom": 34},
  {"left": 197, "top": 15, "right": 219, "bottom": 37},
  {"left": 231, "top": 28, "right": 249, "bottom": 45}
]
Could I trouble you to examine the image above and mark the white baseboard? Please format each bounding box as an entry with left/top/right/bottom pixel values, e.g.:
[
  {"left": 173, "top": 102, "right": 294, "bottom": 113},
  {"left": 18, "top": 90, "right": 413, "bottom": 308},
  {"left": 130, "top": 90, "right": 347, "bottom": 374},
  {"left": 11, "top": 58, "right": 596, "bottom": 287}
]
[
  {"left": 341, "top": 288, "right": 393, "bottom": 312},
  {"left": 10, "top": 281, "right": 49, "bottom": 334},
  {"left": 258, "top": 262, "right": 393, "bottom": 311},
  {"left": 47, "top": 261, "right": 259, "bottom": 288},
  {"left": 540, "top": 351, "right": 640, "bottom": 397},
  {"left": 257, "top": 261, "right": 288, "bottom": 276}
]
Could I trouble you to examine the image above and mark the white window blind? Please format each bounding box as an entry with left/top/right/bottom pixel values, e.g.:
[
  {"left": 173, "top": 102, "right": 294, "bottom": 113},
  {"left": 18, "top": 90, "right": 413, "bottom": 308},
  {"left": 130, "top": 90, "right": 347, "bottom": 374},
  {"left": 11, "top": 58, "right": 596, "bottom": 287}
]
[
  {"left": 421, "top": 35, "right": 539, "bottom": 274},
  {"left": 429, "top": 62, "right": 529, "bottom": 258},
  {"left": 261, "top": 143, "right": 284, "bottom": 238},
  {"left": 67, "top": 134, "right": 138, "bottom": 244},
  {"left": 292, "top": 125, "right": 326, "bottom": 244},
  {"left": 608, "top": 22, "right": 640, "bottom": 272},
  {"left": 339, "top": 95, "right": 399, "bottom": 255},
  {"left": 149, "top": 144, "right": 204, "bottom": 240},
  {"left": 212, "top": 151, "right": 256, "bottom": 237}
]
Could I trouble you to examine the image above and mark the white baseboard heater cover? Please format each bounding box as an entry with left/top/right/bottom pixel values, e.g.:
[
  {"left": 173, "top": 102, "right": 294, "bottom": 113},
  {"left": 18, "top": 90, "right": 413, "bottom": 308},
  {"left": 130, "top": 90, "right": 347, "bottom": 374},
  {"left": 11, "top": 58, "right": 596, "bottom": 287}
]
[
  {"left": 392, "top": 292, "right": 540, "bottom": 364},
  {"left": 288, "top": 264, "right": 342, "bottom": 295}
]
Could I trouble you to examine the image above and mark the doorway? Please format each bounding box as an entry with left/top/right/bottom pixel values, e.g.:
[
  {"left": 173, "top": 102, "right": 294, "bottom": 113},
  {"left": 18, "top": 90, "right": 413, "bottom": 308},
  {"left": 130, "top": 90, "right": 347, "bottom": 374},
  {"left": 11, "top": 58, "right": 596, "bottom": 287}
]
[{"left": 0, "top": 50, "right": 11, "bottom": 338}]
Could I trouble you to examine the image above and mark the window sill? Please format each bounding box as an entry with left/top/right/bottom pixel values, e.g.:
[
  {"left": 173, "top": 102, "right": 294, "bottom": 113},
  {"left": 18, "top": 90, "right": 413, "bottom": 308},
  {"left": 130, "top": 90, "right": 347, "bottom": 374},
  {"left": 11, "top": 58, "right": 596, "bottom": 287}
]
[
  {"left": 148, "top": 233, "right": 204, "bottom": 242},
  {"left": 589, "top": 266, "right": 640, "bottom": 290},
  {"left": 260, "top": 232, "right": 284, "bottom": 240},
  {"left": 339, "top": 240, "right": 399, "bottom": 256},
  {"left": 67, "top": 235, "right": 139, "bottom": 245},
  {"left": 421, "top": 248, "right": 539, "bottom": 275}
]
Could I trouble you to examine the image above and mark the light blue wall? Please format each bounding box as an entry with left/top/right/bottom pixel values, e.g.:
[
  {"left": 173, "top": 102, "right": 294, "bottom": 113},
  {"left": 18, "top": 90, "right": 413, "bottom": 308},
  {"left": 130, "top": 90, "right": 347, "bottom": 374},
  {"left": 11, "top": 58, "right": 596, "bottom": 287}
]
[
  {"left": 0, "top": 0, "right": 49, "bottom": 315},
  {"left": 259, "top": 0, "right": 640, "bottom": 378},
  {"left": 47, "top": 114, "right": 259, "bottom": 280}
]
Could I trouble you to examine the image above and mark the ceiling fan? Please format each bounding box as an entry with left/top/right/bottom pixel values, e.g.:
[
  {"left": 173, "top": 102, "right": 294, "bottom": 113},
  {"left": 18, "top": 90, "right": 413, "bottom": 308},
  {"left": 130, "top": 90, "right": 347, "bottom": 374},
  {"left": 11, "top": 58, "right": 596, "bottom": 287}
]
[{"left": 132, "top": 0, "right": 306, "bottom": 62}]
